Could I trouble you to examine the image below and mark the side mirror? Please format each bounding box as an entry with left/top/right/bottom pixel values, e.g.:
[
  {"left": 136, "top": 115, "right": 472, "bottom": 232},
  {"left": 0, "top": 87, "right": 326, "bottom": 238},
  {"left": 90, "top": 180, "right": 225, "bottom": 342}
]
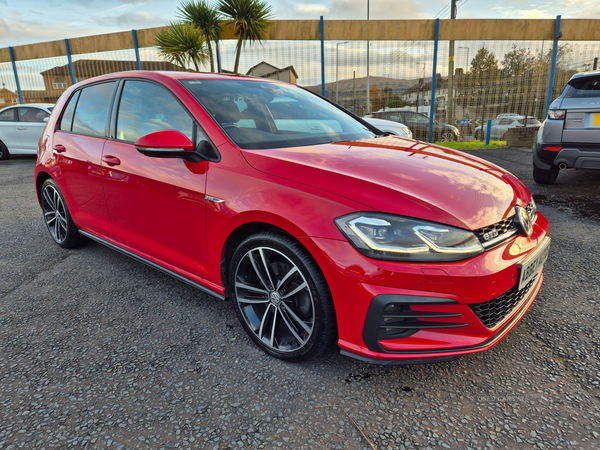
[{"left": 135, "top": 129, "right": 202, "bottom": 162}]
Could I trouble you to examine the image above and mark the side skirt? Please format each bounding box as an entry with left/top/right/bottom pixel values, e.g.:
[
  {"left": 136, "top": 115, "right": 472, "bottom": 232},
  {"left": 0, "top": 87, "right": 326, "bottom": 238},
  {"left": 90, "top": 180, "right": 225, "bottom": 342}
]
[{"left": 78, "top": 230, "right": 226, "bottom": 301}]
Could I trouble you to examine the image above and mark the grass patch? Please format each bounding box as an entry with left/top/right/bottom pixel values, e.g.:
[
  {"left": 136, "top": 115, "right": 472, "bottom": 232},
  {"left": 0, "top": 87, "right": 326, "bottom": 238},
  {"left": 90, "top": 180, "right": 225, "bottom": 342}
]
[{"left": 433, "top": 140, "right": 507, "bottom": 150}]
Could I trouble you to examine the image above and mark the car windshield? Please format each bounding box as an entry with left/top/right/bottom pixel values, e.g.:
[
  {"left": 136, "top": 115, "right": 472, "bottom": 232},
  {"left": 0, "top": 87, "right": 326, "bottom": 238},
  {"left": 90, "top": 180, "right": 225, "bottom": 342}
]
[{"left": 181, "top": 79, "right": 376, "bottom": 149}]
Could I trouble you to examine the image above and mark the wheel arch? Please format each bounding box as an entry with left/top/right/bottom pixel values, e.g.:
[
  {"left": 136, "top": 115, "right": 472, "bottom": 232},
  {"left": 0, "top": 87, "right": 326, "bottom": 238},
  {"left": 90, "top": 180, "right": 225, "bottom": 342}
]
[{"left": 35, "top": 171, "right": 53, "bottom": 207}]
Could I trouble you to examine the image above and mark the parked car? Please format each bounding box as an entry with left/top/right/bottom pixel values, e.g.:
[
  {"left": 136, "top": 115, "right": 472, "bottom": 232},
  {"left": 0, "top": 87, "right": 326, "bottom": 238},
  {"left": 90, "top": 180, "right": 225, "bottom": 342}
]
[
  {"left": 474, "top": 116, "right": 541, "bottom": 141},
  {"left": 367, "top": 110, "right": 460, "bottom": 142},
  {"left": 35, "top": 71, "right": 550, "bottom": 365},
  {"left": 0, "top": 104, "right": 54, "bottom": 160},
  {"left": 363, "top": 117, "right": 413, "bottom": 139},
  {"left": 533, "top": 70, "right": 600, "bottom": 184}
]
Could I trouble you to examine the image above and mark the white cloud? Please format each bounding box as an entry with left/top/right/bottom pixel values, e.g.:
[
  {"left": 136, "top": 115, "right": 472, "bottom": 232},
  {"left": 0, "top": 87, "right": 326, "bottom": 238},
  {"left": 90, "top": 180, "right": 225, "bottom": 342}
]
[{"left": 295, "top": 4, "right": 330, "bottom": 15}]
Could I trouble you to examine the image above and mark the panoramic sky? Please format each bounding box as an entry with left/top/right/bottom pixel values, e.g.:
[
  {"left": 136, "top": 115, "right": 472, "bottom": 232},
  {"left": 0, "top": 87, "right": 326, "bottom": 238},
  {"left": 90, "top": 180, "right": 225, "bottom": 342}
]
[{"left": 0, "top": 0, "right": 599, "bottom": 47}]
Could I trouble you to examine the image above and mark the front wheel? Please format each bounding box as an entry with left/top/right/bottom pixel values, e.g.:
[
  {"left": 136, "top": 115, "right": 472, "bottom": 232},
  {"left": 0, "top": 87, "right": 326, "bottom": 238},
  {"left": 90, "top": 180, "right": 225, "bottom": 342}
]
[
  {"left": 440, "top": 131, "right": 455, "bottom": 143},
  {"left": 40, "top": 179, "right": 89, "bottom": 248},
  {"left": 229, "top": 232, "right": 337, "bottom": 362}
]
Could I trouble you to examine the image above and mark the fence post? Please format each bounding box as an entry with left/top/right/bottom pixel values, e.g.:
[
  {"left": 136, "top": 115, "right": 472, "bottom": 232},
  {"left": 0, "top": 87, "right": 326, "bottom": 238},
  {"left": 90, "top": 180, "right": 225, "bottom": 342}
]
[
  {"left": 8, "top": 47, "right": 23, "bottom": 104},
  {"left": 215, "top": 39, "right": 222, "bottom": 73},
  {"left": 544, "top": 15, "right": 562, "bottom": 117},
  {"left": 428, "top": 18, "right": 440, "bottom": 143},
  {"left": 132, "top": 29, "right": 141, "bottom": 70},
  {"left": 485, "top": 119, "right": 492, "bottom": 146},
  {"left": 64, "top": 39, "right": 76, "bottom": 85},
  {"left": 320, "top": 16, "right": 325, "bottom": 97}
]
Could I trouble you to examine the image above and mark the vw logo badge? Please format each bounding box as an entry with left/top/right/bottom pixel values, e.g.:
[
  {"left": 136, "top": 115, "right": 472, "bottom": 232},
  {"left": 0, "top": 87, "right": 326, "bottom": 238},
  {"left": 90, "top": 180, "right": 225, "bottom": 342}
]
[
  {"left": 270, "top": 291, "right": 281, "bottom": 306},
  {"left": 514, "top": 205, "right": 533, "bottom": 237}
]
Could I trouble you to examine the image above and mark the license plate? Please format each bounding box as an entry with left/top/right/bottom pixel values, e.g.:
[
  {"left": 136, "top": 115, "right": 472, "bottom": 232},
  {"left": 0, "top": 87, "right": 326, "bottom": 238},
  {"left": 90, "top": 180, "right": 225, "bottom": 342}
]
[
  {"left": 594, "top": 113, "right": 600, "bottom": 126},
  {"left": 517, "top": 238, "right": 551, "bottom": 291}
]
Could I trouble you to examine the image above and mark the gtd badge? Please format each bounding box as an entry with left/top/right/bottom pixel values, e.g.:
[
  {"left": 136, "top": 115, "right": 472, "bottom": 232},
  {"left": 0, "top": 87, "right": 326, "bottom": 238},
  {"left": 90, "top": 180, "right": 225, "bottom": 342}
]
[{"left": 514, "top": 205, "right": 533, "bottom": 237}]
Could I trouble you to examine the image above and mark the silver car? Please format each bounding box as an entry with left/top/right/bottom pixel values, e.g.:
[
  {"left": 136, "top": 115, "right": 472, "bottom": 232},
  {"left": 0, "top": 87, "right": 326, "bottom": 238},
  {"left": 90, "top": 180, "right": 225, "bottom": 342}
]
[
  {"left": 474, "top": 116, "right": 541, "bottom": 141},
  {"left": 533, "top": 70, "right": 600, "bottom": 184},
  {"left": 363, "top": 117, "right": 413, "bottom": 139},
  {"left": 0, "top": 104, "right": 54, "bottom": 160}
]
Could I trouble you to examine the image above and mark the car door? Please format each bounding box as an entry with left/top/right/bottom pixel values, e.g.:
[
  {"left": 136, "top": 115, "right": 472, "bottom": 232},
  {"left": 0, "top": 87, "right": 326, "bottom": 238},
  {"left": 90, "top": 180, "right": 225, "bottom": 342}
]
[
  {"left": 52, "top": 82, "right": 116, "bottom": 236},
  {"left": 101, "top": 79, "right": 209, "bottom": 279},
  {"left": 0, "top": 108, "right": 21, "bottom": 152},
  {"left": 16, "top": 107, "right": 50, "bottom": 153}
]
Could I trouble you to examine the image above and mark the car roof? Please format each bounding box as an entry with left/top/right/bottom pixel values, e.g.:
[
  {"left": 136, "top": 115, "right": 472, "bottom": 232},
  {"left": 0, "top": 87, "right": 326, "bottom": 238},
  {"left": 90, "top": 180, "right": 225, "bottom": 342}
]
[{"left": 569, "top": 69, "right": 600, "bottom": 81}]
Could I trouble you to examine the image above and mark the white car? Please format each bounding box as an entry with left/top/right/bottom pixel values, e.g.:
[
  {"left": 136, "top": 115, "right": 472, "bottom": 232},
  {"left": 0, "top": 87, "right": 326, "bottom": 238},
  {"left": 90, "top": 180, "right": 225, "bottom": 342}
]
[
  {"left": 0, "top": 104, "right": 54, "bottom": 160},
  {"left": 364, "top": 117, "right": 413, "bottom": 139},
  {"left": 474, "top": 116, "right": 541, "bottom": 141}
]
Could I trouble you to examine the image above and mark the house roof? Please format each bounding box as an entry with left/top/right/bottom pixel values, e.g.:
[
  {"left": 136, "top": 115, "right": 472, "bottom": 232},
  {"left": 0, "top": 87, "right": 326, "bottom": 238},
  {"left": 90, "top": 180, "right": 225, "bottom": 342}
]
[
  {"left": 41, "top": 59, "right": 185, "bottom": 77},
  {"left": 246, "top": 62, "right": 298, "bottom": 79},
  {"left": 245, "top": 61, "right": 279, "bottom": 75}
]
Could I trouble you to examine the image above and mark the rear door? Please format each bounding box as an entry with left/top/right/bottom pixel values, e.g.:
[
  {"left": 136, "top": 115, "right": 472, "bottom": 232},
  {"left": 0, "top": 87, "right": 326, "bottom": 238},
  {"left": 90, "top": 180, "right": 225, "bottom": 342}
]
[
  {"left": 0, "top": 108, "right": 20, "bottom": 151},
  {"left": 52, "top": 82, "right": 116, "bottom": 236},
  {"left": 16, "top": 107, "right": 50, "bottom": 153},
  {"left": 560, "top": 74, "right": 600, "bottom": 143}
]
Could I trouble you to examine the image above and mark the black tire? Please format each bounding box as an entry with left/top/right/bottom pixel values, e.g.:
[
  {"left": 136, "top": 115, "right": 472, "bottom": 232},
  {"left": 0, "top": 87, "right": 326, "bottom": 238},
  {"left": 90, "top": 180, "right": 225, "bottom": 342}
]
[
  {"left": 40, "top": 179, "right": 89, "bottom": 249},
  {"left": 533, "top": 165, "right": 559, "bottom": 185},
  {"left": 475, "top": 131, "right": 483, "bottom": 141},
  {"left": 0, "top": 141, "right": 9, "bottom": 160},
  {"left": 229, "top": 231, "right": 337, "bottom": 362}
]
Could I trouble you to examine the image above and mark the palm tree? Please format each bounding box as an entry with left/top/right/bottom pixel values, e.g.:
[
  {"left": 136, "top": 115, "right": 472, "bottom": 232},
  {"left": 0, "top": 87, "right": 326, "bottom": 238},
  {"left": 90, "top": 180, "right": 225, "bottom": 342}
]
[
  {"left": 218, "top": 0, "right": 273, "bottom": 74},
  {"left": 154, "top": 22, "right": 208, "bottom": 72},
  {"left": 177, "top": 1, "right": 223, "bottom": 73}
]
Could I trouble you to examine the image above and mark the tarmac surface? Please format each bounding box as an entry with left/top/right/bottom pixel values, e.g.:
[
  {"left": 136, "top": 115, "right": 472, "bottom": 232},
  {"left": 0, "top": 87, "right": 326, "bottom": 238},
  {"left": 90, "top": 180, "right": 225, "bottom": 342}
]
[{"left": 0, "top": 149, "right": 599, "bottom": 449}]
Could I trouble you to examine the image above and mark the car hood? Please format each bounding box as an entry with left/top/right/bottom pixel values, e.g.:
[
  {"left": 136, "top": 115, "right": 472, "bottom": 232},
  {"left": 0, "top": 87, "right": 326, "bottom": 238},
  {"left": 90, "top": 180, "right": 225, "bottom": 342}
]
[{"left": 241, "top": 137, "right": 530, "bottom": 230}]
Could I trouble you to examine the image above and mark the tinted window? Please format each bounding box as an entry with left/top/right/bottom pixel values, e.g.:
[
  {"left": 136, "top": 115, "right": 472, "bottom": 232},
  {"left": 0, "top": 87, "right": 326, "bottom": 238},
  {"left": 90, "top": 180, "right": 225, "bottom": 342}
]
[
  {"left": 116, "top": 80, "right": 193, "bottom": 142},
  {"left": 18, "top": 108, "right": 49, "bottom": 123},
  {"left": 72, "top": 82, "right": 116, "bottom": 137},
  {"left": 59, "top": 90, "right": 81, "bottom": 132},
  {"left": 0, "top": 108, "right": 16, "bottom": 122},
  {"left": 566, "top": 75, "right": 600, "bottom": 98}
]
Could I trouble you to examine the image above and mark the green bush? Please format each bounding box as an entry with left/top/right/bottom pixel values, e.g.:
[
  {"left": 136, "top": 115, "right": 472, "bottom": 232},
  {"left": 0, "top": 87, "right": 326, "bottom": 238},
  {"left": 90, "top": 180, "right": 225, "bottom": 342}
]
[{"left": 433, "top": 140, "right": 507, "bottom": 150}]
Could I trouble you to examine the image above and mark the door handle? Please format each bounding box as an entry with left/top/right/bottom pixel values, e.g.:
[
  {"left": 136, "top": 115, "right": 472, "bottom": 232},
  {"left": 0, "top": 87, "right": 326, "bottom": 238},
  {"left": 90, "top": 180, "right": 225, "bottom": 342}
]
[
  {"left": 17, "top": 127, "right": 27, "bottom": 130},
  {"left": 102, "top": 155, "right": 121, "bottom": 166},
  {"left": 53, "top": 144, "right": 66, "bottom": 153}
]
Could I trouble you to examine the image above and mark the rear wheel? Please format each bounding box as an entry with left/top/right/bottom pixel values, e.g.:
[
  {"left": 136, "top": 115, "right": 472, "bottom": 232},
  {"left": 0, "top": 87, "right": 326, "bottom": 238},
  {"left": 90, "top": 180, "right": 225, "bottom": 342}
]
[
  {"left": 40, "top": 179, "right": 89, "bottom": 248},
  {"left": 533, "top": 165, "right": 559, "bottom": 185},
  {"left": 229, "top": 232, "right": 336, "bottom": 362},
  {"left": 0, "top": 141, "right": 9, "bottom": 160}
]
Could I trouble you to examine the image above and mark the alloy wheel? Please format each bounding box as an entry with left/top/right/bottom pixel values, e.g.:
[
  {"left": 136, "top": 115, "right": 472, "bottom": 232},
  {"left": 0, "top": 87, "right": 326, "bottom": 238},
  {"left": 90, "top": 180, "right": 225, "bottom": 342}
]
[
  {"left": 234, "top": 247, "right": 315, "bottom": 352},
  {"left": 42, "top": 184, "right": 68, "bottom": 243}
]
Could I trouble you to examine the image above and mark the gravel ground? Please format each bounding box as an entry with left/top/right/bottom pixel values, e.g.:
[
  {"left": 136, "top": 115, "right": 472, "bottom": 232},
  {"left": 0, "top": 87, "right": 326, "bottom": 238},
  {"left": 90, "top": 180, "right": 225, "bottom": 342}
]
[{"left": 1, "top": 151, "right": 599, "bottom": 450}]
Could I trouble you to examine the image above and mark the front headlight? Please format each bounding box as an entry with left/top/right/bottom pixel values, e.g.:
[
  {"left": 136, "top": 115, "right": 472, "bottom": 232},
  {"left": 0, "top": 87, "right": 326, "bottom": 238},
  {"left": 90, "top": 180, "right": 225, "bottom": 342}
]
[
  {"left": 401, "top": 126, "right": 412, "bottom": 137},
  {"left": 335, "top": 213, "right": 484, "bottom": 262}
]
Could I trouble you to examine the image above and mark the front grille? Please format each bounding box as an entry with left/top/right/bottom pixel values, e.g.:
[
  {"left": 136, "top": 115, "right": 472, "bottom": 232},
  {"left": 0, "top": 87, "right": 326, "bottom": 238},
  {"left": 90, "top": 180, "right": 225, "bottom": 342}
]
[
  {"left": 469, "top": 275, "right": 538, "bottom": 329},
  {"left": 473, "top": 216, "right": 516, "bottom": 245}
]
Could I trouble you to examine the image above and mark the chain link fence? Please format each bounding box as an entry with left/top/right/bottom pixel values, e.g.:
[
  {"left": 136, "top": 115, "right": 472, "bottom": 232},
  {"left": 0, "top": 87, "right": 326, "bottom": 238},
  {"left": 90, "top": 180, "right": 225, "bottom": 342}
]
[{"left": 1, "top": 19, "right": 599, "bottom": 142}]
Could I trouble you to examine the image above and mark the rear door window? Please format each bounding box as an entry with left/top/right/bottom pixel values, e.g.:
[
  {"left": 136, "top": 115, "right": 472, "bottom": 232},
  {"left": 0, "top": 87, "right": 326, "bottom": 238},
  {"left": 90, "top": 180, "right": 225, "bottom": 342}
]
[
  {"left": 116, "top": 80, "right": 194, "bottom": 142},
  {"left": 72, "top": 82, "right": 117, "bottom": 137}
]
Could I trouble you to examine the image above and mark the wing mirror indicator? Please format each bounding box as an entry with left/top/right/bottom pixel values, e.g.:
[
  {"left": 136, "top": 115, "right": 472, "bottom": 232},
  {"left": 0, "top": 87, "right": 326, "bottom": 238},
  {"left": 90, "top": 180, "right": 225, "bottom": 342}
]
[{"left": 134, "top": 130, "right": 204, "bottom": 162}]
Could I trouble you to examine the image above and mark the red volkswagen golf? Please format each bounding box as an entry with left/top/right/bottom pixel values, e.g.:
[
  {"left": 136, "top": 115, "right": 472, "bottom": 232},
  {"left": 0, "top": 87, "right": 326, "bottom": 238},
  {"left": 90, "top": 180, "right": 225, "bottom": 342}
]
[{"left": 35, "top": 71, "right": 550, "bottom": 365}]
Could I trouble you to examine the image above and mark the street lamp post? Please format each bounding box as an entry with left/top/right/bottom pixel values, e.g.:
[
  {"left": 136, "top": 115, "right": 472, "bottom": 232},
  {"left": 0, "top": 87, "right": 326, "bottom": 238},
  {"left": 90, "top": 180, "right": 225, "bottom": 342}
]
[
  {"left": 336, "top": 41, "right": 349, "bottom": 104},
  {"left": 366, "top": 0, "right": 370, "bottom": 115}
]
